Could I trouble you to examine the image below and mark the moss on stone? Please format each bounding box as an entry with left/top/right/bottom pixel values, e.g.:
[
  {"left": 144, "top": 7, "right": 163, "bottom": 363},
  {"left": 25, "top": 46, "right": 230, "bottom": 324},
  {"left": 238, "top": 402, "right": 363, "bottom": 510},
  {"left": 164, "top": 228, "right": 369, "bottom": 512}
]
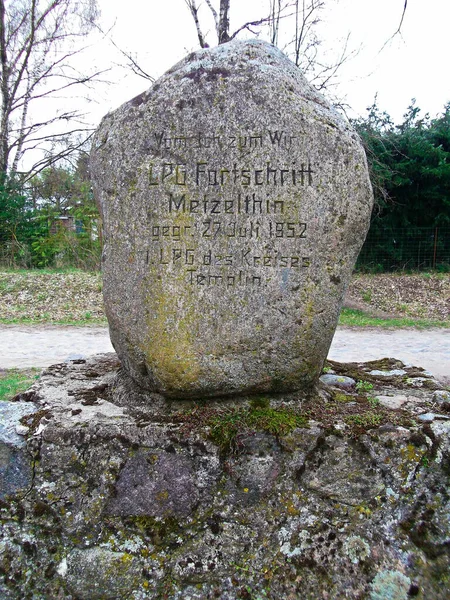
[
  {"left": 208, "top": 405, "right": 308, "bottom": 453},
  {"left": 143, "top": 269, "right": 201, "bottom": 394}
]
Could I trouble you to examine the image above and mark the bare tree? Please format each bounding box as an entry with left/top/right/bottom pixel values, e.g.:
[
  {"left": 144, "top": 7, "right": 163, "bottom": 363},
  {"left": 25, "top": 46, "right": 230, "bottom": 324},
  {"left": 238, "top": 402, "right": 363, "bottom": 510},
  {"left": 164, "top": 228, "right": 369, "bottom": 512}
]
[
  {"left": 0, "top": 0, "right": 104, "bottom": 181},
  {"left": 282, "top": 1, "right": 356, "bottom": 92},
  {"left": 184, "top": 0, "right": 274, "bottom": 49},
  {"left": 183, "top": 0, "right": 353, "bottom": 92},
  {"left": 183, "top": 1, "right": 408, "bottom": 95},
  {"left": 269, "top": 0, "right": 283, "bottom": 46}
]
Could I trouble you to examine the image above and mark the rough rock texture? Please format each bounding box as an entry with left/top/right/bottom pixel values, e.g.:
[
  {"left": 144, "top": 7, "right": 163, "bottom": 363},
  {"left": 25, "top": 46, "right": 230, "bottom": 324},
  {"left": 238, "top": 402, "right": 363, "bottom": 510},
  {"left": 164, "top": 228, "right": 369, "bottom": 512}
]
[
  {"left": 91, "top": 39, "right": 373, "bottom": 398},
  {"left": 1, "top": 354, "right": 450, "bottom": 599},
  {"left": 0, "top": 401, "right": 39, "bottom": 499}
]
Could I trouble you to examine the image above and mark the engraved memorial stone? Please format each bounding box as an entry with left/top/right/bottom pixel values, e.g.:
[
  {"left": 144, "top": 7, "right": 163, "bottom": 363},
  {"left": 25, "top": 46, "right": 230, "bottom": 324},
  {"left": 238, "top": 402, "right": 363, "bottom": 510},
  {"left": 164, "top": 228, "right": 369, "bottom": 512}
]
[{"left": 91, "top": 39, "right": 373, "bottom": 398}]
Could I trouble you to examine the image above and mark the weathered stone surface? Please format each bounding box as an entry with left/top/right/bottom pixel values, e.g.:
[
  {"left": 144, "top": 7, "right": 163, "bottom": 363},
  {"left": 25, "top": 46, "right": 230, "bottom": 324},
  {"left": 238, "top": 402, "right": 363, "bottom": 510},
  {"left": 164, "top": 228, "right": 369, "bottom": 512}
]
[
  {"left": 433, "top": 389, "right": 450, "bottom": 404},
  {"left": 369, "top": 369, "right": 407, "bottom": 377},
  {"left": 301, "top": 434, "right": 385, "bottom": 504},
  {"left": 64, "top": 548, "right": 142, "bottom": 600},
  {"left": 91, "top": 39, "right": 373, "bottom": 398},
  {"left": 106, "top": 449, "right": 220, "bottom": 518},
  {"left": 0, "top": 444, "right": 33, "bottom": 500},
  {"left": 376, "top": 394, "right": 408, "bottom": 409},
  {"left": 0, "top": 401, "right": 38, "bottom": 499},
  {"left": 0, "top": 401, "right": 38, "bottom": 448},
  {"left": 319, "top": 373, "right": 356, "bottom": 389},
  {"left": 1, "top": 354, "right": 450, "bottom": 599}
]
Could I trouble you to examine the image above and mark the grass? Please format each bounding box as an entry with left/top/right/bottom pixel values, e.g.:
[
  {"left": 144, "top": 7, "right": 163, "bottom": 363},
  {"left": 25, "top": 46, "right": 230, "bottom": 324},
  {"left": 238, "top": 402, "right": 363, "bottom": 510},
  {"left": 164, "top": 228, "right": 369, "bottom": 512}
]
[
  {"left": 1, "top": 307, "right": 445, "bottom": 329},
  {"left": 339, "top": 308, "right": 450, "bottom": 329},
  {"left": 0, "top": 266, "right": 88, "bottom": 275},
  {"left": 0, "top": 316, "right": 107, "bottom": 326},
  {"left": 0, "top": 369, "right": 40, "bottom": 402},
  {"left": 345, "top": 412, "right": 383, "bottom": 428},
  {"left": 355, "top": 380, "right": 374, "bottom": 393}
]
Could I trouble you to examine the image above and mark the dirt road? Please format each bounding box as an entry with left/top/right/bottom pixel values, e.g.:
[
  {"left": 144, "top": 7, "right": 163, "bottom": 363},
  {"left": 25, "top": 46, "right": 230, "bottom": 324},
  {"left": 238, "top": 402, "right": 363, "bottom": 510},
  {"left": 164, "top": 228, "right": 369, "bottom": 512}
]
[{"left": 1, "top": 325, "right": 449, "bottom": 384}]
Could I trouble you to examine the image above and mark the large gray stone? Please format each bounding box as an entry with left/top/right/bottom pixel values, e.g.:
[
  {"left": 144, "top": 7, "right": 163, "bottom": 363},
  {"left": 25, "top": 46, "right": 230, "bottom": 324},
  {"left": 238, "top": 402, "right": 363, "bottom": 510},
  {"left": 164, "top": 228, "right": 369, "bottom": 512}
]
[{"left": 91, "top": 39, "right": 373, "bottom": 398}]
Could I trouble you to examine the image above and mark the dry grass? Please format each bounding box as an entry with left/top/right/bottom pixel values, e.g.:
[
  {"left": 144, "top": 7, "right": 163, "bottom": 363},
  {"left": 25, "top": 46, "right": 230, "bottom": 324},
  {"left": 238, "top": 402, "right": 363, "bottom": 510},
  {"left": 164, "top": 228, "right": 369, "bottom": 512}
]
[
  {"left": 346, "top": 273, "right": 449, "bottom": 321},
  {"left": 0, "top": 270, "right": 106, "bottom": 324}
]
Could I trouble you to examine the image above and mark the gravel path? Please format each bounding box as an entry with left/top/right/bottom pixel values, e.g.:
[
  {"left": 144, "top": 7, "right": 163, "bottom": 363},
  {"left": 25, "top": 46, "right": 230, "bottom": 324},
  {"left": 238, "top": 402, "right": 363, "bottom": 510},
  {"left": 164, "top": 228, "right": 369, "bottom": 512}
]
[
  {"left": 1, "top": 325, "right": 449, "bottom": 385},
  {"left": 1, "top": 326, "right": 114, "bottom": 370}
]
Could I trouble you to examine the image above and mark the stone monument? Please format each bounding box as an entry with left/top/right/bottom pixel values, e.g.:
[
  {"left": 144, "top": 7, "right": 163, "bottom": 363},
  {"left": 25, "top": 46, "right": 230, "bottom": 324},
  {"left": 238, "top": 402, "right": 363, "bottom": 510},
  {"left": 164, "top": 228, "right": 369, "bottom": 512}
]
[
  {"left": 91, "top": 39, "right": 373, "bottom": 398},
  {"left": 2, "top": 40, "right": 450, "bottom": 600}
]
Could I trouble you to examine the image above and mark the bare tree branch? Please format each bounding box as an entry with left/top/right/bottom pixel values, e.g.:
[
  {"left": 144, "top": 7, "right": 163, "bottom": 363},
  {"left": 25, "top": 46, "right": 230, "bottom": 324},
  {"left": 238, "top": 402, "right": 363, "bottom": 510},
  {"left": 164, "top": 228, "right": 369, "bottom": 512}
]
[
  {"left": 269, "top": 0, "right": 282, "bottom": 46},
  {"left": 103, "top": 31, "right": 154, "bottom": 82},
  {"left": 379, "top": 0, "right": 408, "bottom": 52},
  {"left": 0, "top": 0, "right": 10, "bottom": 170},
  {"left": 9, "top": 111, "right": 89, "bottom": 140},
  {"left": 294, "top": 0, "right": 323, "bottom": 67},
  {"left": 20, "top": 132, "right": 95, "bottom": 182},
  {"left": 0, "top": 0, "right": 102, "bottom": 176},
  {"left": 229, "top": 14, "right": 274, "bottom": 41},
  {"left": 311, "top": 33, "right": 352, "bottom": 91},
  {"left": 205, "top": 0, "right": 219, "bottom": 33},
  {"left": 18, "top": 127, "right": 94, "bottom": 145},
  {"left": 184, "top": 0, "right": 209, "bottom": 48}
]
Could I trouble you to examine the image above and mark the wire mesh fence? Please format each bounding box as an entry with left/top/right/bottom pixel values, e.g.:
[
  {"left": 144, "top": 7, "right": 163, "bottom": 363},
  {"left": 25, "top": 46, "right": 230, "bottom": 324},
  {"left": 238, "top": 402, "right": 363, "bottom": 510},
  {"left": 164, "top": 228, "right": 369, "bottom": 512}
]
[
  {"left": 356, "top": 227, "right": 450, "bottom": 272},
  {"left": 1, "top": 223, "right": 449, "bottom": 273}
]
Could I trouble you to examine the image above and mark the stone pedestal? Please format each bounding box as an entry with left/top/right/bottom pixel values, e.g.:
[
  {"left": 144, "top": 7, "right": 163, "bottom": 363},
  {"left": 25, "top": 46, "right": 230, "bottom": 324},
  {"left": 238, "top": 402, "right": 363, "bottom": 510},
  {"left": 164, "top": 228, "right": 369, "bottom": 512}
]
[{"left": 1, "top": 355, "right": 449, "bottom": 599}]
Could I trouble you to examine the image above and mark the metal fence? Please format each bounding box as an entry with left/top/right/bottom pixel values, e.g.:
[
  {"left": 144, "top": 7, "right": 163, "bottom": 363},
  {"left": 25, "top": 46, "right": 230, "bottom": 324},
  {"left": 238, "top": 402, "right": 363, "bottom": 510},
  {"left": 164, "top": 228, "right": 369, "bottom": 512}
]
[
  {"left": 1, "top": 224, "right": 449, "bottom": 273},
  {"left": 356, "top": 227, "right": 450, "bottom": 272}
]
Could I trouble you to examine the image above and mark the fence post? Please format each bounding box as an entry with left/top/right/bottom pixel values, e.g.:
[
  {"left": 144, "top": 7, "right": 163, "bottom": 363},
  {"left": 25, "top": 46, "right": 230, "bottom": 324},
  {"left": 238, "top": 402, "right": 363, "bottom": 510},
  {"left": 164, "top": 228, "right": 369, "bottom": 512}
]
[{"left": 433, "top": 227, "right": 438, "bottom": 270}]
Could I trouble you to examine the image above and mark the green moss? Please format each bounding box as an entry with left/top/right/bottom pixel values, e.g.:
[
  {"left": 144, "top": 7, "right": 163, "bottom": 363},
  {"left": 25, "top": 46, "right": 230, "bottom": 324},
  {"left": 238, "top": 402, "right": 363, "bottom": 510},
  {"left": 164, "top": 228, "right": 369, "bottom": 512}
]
[
  {"left": 250, "top": 396, "right": 271, "bottom": 409},
  {"left": 208, "top": 405, "right": 308, "bottom": 453},
  {"left": 333, "top": 392, "right": 353, "bottom": 403},
  {"left": 356, "top": 380, "right": 374, "bottom": 393},
  {"left": 400, "top": 444, "right": 425, "bottom": 465},
  {"left": 345, "top": 412, "right": 383, "bottom": 429},
  {"left": 121, "top": 515, "right": 181, "bottom": 548},
  {"left": 143, "top": 243, "right": 201, "bottom": 392}
]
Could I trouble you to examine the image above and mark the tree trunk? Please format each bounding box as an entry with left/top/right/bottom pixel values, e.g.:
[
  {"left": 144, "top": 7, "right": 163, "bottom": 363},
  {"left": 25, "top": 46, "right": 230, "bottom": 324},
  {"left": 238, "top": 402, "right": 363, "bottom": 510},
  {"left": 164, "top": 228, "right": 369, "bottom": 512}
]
[
  {"left": 218, "top": 0, "right": 230, "bottom": 44},
  {"left": 0, "top": 0, "right": 10, "bottom": 174}
]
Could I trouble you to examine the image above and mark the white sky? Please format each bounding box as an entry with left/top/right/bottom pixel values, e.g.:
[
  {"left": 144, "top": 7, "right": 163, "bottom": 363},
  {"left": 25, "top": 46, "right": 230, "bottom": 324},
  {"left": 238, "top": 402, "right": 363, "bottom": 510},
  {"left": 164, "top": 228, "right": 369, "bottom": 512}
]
[{"left": 88, "top": 0, "right": 450, "bottom": 125}]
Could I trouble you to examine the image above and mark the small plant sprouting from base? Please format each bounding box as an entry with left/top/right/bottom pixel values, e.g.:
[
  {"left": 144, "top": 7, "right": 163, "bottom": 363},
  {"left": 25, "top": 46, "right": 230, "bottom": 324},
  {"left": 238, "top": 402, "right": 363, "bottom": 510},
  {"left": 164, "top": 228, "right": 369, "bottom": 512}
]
[
  {"left": 356, "top": 380, "right": 374, "bottom": 394},
  {"left": 355, "top": 380, "right": 380, "bottom": 408},
  {"left": 367, "top": 395, "right": 380, "bottom": 408}
]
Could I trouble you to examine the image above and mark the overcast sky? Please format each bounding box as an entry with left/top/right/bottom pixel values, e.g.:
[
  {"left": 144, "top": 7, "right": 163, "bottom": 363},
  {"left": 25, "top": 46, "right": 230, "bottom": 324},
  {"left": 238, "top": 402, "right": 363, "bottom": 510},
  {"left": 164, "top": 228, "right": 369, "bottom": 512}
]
[{"left": 89, "top": 0, "right": 449, "bottom": 126}]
